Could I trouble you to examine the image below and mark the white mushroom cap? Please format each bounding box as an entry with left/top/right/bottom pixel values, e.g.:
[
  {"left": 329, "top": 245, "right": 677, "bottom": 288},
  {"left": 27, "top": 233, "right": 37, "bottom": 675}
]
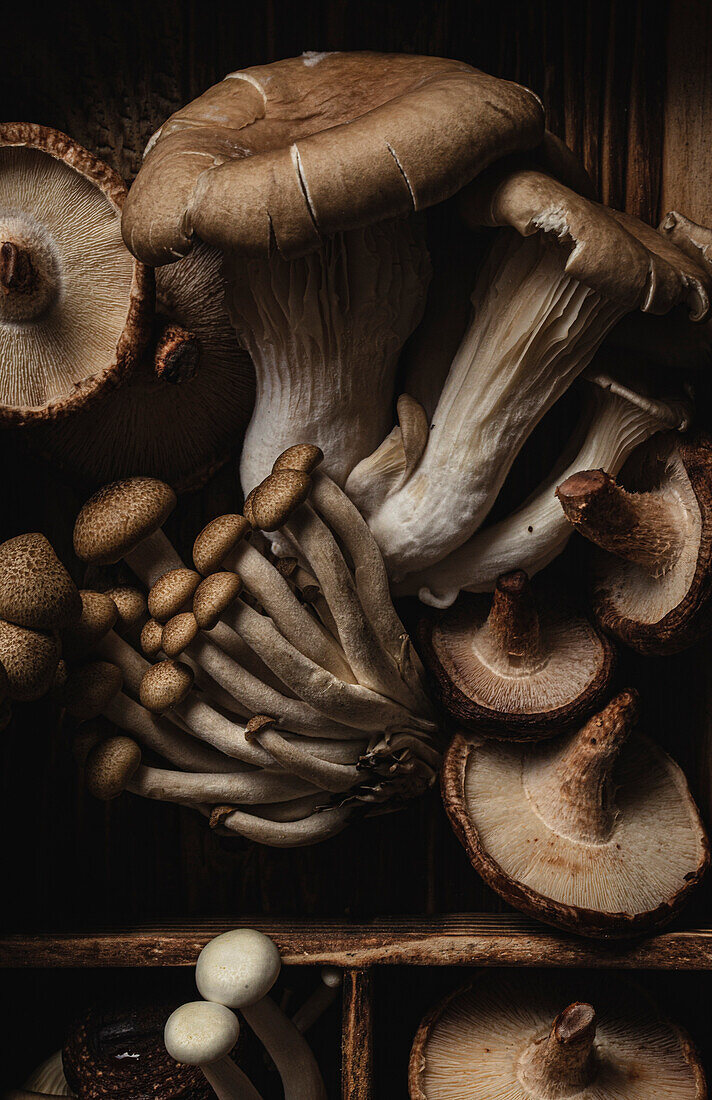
[
  {"left": 164, "top": 1001, "right": 239, "bottom": 1065},
  {"left": 409, "top": 973, "right": 707, "bottom": 1099},
  {"left": 196, "top": 928, "right": 281, "bottom": 1009}
]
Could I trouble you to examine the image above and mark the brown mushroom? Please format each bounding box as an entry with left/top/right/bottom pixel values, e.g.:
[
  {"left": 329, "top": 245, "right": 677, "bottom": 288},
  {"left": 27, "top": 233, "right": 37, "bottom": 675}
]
[
  {"left": 442, "top": 690, "right": 709, "bottom": 936},
  {"left": 556, "top": 431, "right": 712, "bottom": 653},
  {"left": 409, "top": 972, "right": 707, "bottom": 1099},
  {"left": 0, "top": 533, "right": 81, "bottom": 630},
  {"left": 418, "top": 571, "right": 614, "bottom": 739},
  {"left": 0, "top": 122, "right": 150, "bottom": 424},
  {"left": 0, "top": 620, "right": 60, "bottom": 701},
  {"left": 84, "top": 735, "right": 142, "bottom": 800}
]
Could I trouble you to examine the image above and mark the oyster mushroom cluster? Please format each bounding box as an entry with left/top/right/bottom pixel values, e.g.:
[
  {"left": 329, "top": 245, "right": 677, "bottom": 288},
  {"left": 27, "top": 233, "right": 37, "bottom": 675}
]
[{"left": 58, "top": 444, "right": 439, "bottom": 847}]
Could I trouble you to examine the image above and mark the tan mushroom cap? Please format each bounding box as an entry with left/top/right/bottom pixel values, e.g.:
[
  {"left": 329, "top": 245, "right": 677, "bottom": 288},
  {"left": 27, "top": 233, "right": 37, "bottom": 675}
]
[
  {"left": 419, "top": 575, "right": 614, "bottom": 738},
  {"left": 162, "top": 611, "right": 199, "bottom": 657},
  {"left": 0, "top": 123, "right": 150, "bottom": 424},
  {"left": 140, "top": 658, "right": 194, "bottom": 712},
  {"left": 443, "top": 691, "right": 709, "bottom": 937},
  {"left": 272, "top": 443, "right": 324, "bottom": 475},
  {"left": 0, "top": 532, "right": 81, "bottom": 630},
  {"left": 123, "top": 53, "right": 545, "bottom": 266},
  {"left": 104, "top": 586, "right": 147, "bottom": 633},
  {"left": 84, "top": 735, "right": 141, "bottom": 799},
  {"left": 193, "top": 513, "right": 251, "bottom": 575},
  {"left": 61, "top": 590, "right": 118, "bottom": 660},
  {"left": 0, "top": 620, "right": 60, "bottom": 700},
  {"left": 251, "top": 470, "right": 312, "bottom": 530},
  {"left": 63, "top": 660, "right": 123, "bottom": 720},
  {"left": 193, "top": 572, "right": 243, "bottom": 630},
  {"left": 148, "top": 567, "right": 201, "bottom": 622},
  {"left": 409, "top": 973, "right": 707, "bottom": 1099},
  {"left": 73, "top": 477, "right": 177, "bottom": 564},
  {"left": 140, "top": 618, "right": 164, "bottom": 658}
]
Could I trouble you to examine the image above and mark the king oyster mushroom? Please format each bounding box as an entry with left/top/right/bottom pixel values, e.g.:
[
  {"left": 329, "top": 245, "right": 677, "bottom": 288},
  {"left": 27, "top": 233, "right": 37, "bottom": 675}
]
[
  {"left": 0, "top": 123, "right": 150, "bottom": 423},
  {"left": 557, "top": 430, "right": 712, "bottom": 654},
  {"left": 409, "top": 973, "right": 707, "bottom": 1099},
  {"left": 31, "top": 243, "right": 256, "bottom": 491},
  {"left": 442, "top": 689, "right": 709, "bottom": 936},
  {"left": 418, "top": 569, "right": 614, "bottom": 739},
  {"left": 122, "top": 52, "right": 548, "bottom": 492},
  {"left": 398, "top": 370, "right": 691, "bottom": 605},
  {"left": 346, "top": 165, "right": 711, "bottom": 582}
]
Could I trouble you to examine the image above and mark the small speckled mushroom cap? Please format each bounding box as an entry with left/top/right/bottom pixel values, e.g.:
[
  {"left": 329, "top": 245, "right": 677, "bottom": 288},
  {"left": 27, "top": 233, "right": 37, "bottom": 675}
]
[
  {"left": 123, "top": 54, "right": 545, "bottom": 266},
  {"left": 0, "top": 620, "right": 60, "bottom": 700},
  {"left": 61, "top": 590, "right": 118, "bottom": 661},
  {"left": 140, "top": 619, "right": 165, "bottom": 658},
  {"left": 148, "top": 568, "right": 201, "bottom": 622},
  {"left": 193, "top": 572, "right": 243, "bottom": 630},
  {"left": 140, "top": 659, "right": 194, "bottom": 713},
  {"left": 193, "top": 514, "right": 251, "bottom": 576},
  {"left": 251, "top": 470, "right": 312, "bottom": 531},
  {"left": 63, "top": 660, "right": 123, "bottom": 720},
  {"left": 0, "top": 533, "right": 81, "bottom": 630},
  {"left": 418, "top": 572, "right": 615, "bottom": 739},
  {"left": 84, "top": 735, "right": 142, "bottom": 800},
  {"left": 104, "top": 586, "right": 147, "bottom": 635},
  {"left": 442, "top": 690, "right": 710, "bottom": 937},
  {"left": 557, "top": 433, "right": 712, "bottom": 655},
  {"left": 409, "top": 972, "right": 707, "bottom": 1099},
  {"left": 0, "top": 122, "right": 151, "bottom": 424},
  {"left": 272, "top": 443, "right": 324, "bottom": 474},
  {"left": 164, "top": 1001, "right": 240, "bottom": 1066},
  {"left": 74, "top": 477, "right": 177, "bottom": 564},
  {"left": 196, "top": 928, "right": 282, "bottom": 1009},
  {"left": 162, "top": 611, "right": 199, "bottom": 658}
]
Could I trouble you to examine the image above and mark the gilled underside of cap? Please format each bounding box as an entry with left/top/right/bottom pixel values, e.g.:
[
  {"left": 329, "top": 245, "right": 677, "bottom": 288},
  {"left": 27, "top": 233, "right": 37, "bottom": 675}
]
[
  {"left": 410, "top": 974, "right": 705, "bottom": 1099},
  {"left": 0, "top": 126, "right": 147, "bottom": 422}
]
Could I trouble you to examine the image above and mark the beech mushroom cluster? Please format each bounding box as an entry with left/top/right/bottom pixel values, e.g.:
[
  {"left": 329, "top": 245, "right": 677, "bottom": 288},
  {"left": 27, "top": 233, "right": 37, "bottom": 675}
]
[
  {"left": 410, "top": 972, "right": 707, "bottom": 1098},
  {"left": 62, "top": 444, "right": 439, "bottom": 846}
]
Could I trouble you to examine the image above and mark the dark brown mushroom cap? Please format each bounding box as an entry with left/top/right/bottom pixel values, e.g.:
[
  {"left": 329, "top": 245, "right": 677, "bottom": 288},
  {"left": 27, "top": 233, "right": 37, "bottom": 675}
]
[
  {"left": 63, "top": 661, "right": 123, "bottom": 720},
  {"left": 140, "top": 618, "right": 165, "bottom": 658},
  {"left": 272, "top": 443, "right": 324, "bottom": 474},
  {"left": 561, "top": 433, "right": 712, "bottom": 654},
  {"left": 409, "top": 973, "right": 707, "bottom": 1099},
  {"left": 162, "top": 611, "right": 199, "bottom": 657},
  {"left": 140, "top": 659, "right": 194, "bottom": 713},
  {"left": 0, "top": 122, "right": 151, "bottom": 425},
  {"left": 123, "top": 53, "right": 544, "bottom": 265},
  {"left": 0, "top": 620, "right": 60, "bottom": 700},
  {"left": 417, "top": 583, "right": 615, "bottom": 739},
  {"left": 61, "top": 590, "right": 118, "bottom": 661},
  {"left": 193, "top": 514, "right": 251, "bottom": 575},
  {"left": 193, "top": 572, "right": 243, "bottom": 630},
  {"left": 442, "top": 706, "right": 710, "bottom": 938},
  {"left": 251, "top": 470, "right": 312, "bottom": 530},
  {"left": 73, "top": 477, "right": 176, "bottom": 564},
  {"left": 62, "top": 1001, "right": 219, "bottom": 1099},
  {"left": 460, "top": 167, "right": 712, "bottom": 320},
  {"left": 148, "top": 568, "right": 201, "bottom": 622},
  {"left": 0, "top": 533, "right": 81, "bottom": 630},
  {"left": 104, "top": 585, "right": 147, "bottom": 634},
  {"left": 84, "top": 734, "right": 141, "bottom": 799}
]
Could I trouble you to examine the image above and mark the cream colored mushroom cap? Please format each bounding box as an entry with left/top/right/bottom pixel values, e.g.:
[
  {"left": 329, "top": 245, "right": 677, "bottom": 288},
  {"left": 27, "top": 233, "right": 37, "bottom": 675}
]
[
  {"left": 123, "top": 53, "right": 545, "bottom": 265},
  {"left": 196, "top": 928, "right": 281, "bottom": 1009},
  {"left": 410, "top": 973, "right": 706, "bottom": 1099},
  {"left": 74, "top": 477, "right": 176, "bottom": 564},
  {"left": 164, "top": 1001, "right": 239, "bottom": 1065},
  {"left": 453, "top": 729, "right": 708, "bottom": 926},
  {"left": 0, "top": 533, "right": 81, "bottom": 630}
]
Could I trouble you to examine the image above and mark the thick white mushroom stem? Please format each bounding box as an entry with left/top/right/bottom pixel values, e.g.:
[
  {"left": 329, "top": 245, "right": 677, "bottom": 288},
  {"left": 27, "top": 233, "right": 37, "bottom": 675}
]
[
  {"left": 228, "top": 218, "right": 430, "bottom": 493},
  {"left": 248, "top": 718, "right": 365, "bottom": 793},
  {"left": 202, "top": 1062, "right": 263, "bottom": 1100},
  {"left": 346, "top": 232, "right": 625, "bottom": 579},
  {"left": 210, "top": 804, "right": 353, "bottom": 847},
  {"left": 127, "top": 764, "right": 318, "bottom": 804},
  {"left": 399, "top": 382, "right": 687, "bottom": 605},
  {"left": 0, "top": 240, "right": 36, "bottom": 294},
  {"left": 556, "top": 468, "right": 684, "bottom": 577},
  {"left": 526, "top": 690, "right": 639, "bottom": 843},
  {"left": 153, "top": 315, "right": 200, "bottom": 383},
  {"left": 518, "top": 1003, "right": 598, "bottom": 1099},
  {"left": 124, "top": 529, "right": 184, "bottom": 588},
  {"left": 240, "top": 995, "right": 327, "bottom": 1100}
]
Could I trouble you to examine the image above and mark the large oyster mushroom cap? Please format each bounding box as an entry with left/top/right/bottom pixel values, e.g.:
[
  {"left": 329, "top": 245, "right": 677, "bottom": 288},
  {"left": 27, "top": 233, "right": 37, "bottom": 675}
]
[
  {"left": 409, "top": 973, "right": 707, "bottom": 1099},
  {"left": 0, "top": 123, "right": 151, "bottom": 424},
  {"left": 442, "top": 690, "right": 709, "bottom": 937}
]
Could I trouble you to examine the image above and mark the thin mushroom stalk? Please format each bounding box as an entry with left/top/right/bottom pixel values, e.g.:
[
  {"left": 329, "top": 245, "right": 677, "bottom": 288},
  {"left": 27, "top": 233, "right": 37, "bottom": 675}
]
[
  {"left": 346, "top": 169, "right": 711, "bottom": 582},
  {"left": 399, "top": 376, "right": 690, "bottom": 605}
]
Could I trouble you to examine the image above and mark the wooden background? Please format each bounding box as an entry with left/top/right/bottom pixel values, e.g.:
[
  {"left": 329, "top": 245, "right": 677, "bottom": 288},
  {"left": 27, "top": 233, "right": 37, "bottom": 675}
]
[{"left": 2, "top": 0, "right": 712, "bottom": 1095}]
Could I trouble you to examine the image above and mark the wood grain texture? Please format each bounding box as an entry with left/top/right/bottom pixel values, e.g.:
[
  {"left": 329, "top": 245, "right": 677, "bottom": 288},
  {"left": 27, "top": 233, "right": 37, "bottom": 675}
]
[{"left": 342, "top": 970, "right": 374, "bottom": 1100}]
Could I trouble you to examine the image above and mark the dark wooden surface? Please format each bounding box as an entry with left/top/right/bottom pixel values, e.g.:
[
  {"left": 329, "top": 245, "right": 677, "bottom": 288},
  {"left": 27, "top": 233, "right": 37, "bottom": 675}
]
[
  {"left": 341, "top": 971, "right": 373, "bottom": 1100},
  {"left": 2, "top": 0, "right": 712, "bottom": 1096}
]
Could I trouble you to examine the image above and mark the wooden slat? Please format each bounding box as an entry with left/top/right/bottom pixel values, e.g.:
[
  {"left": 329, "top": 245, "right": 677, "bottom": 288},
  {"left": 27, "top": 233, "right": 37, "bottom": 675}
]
[
  {"left": 341, "top": 970, "right": 373, "bottom": 1100},
  {"left": 1, "top": 916, "right": 711, "bottom": 970}
]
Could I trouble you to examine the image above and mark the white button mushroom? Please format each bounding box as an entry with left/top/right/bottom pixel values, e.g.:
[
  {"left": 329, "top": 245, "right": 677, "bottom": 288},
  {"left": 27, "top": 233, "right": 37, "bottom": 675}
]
[{"left": 164, "top": 1000, "right": 262, "bottom": 1100}]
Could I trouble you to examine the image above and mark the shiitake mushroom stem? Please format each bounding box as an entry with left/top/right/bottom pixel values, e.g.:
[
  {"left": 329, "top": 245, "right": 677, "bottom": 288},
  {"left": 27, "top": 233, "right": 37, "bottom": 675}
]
[
  {"left": 518, "top": 1003, "right": 598, "bottom": 1099},
  {"left": 529, "top": 689, "right": 638, "bottom": 843},
  {"left": 487, "top": 569, "right": 541, "bottom": 662},
  {"left": 0, "top": 241, "right": 36, "bottom": 294},
  {"left": 556, "top": 468, "right": 682, "bottom": 577},
  {"left": 153, "top": 315, "right": 200, "bottom": 383}
]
